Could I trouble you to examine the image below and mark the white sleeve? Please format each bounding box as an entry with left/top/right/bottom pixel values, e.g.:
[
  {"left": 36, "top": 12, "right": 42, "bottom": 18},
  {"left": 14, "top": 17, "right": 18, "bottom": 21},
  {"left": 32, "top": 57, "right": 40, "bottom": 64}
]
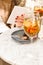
[{"left": 0, "top": 16, "right": 9, "bottom": 33}]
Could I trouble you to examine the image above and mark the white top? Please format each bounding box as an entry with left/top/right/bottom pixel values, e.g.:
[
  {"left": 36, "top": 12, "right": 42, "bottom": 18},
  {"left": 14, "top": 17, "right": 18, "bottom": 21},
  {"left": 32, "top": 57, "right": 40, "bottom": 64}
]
[
  {"left": 0, "top": 25, "right": 43, "bottom": 65},
  {"left": 0, "top": 16, "right": 9, "bottom": 33}
]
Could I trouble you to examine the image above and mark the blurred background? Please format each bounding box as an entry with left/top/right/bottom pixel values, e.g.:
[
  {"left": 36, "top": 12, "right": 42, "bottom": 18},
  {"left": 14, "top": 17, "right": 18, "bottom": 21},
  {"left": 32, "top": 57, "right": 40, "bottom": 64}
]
[{"left": 0, "top": 0, "right": 43, "bottom": 28}]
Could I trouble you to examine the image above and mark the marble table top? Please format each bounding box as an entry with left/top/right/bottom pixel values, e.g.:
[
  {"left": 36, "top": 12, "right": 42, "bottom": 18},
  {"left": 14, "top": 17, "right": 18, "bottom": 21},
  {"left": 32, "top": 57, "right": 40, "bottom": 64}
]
[{"left": 0, "top": 25, "right": 43, "bottom": 65}]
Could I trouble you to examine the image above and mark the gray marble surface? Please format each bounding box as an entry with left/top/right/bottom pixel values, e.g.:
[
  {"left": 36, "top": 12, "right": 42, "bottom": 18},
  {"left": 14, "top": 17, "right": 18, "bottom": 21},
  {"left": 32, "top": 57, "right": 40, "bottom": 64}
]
[{"left": 0, "top": 26, "right": 43, "bottom": 65}]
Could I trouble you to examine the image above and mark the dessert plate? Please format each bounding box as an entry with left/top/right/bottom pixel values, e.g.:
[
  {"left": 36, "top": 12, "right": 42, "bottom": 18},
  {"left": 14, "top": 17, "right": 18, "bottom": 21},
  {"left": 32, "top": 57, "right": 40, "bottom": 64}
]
[
  {"left": 11, "top": 30, "right": 30, "bottom": 43},
  {"left": 11, "top": 29, "right": 39, "bottom": 44}
]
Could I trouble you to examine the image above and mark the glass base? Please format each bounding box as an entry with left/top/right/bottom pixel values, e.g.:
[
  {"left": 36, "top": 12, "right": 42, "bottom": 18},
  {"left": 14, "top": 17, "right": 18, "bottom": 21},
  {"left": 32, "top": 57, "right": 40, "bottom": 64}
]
[{"left": 29, "top": 34, "right": 38, "bottom": 42}]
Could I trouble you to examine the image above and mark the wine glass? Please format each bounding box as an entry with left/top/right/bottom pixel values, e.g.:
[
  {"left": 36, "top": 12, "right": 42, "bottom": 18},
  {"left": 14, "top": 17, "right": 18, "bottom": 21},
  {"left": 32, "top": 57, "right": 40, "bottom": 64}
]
[{"left": 23, "top": 11, "right": 41, "bottom": 42}]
